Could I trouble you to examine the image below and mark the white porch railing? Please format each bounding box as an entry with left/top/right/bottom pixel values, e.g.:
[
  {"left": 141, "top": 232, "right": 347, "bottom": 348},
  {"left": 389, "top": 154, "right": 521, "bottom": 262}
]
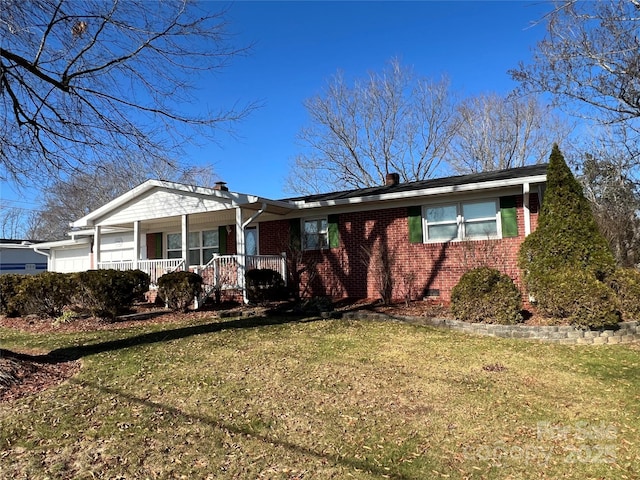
[
  {"left": 98, "top": 254, "right": 287, "bottom": 299},
  {"left": 97, "top": 258, "right": 185, "bottom": 286},
  {"left": 196, "top": 254, "right": 287, "bottom": 295}
]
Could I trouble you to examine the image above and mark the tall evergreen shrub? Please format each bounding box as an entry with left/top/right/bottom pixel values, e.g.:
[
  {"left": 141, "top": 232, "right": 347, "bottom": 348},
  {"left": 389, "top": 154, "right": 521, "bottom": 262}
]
[{"left": 518, "top": 145, "right": 619, "bottom": 328}]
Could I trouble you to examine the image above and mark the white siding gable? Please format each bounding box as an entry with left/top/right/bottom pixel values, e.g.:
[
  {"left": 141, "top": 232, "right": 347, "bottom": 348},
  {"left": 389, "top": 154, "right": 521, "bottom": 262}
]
[{"left": 96, "top": 188, "right": 235, "bottom": 226}]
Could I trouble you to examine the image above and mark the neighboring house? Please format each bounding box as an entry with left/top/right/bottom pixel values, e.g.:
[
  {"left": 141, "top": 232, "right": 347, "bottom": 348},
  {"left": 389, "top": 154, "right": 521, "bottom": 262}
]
[
  {"left": 0, "top": 240, "right": 48, "bottom": 275},
  {"left": 36, "top": 164, "right": 547, "bottom": 303}
]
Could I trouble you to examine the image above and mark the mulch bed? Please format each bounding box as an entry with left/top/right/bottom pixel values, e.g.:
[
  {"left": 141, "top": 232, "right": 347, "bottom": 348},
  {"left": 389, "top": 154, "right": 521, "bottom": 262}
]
[
  {"left": 0, "top": 305, "right": 221, "bottom": 403},
  {"left": 0, "top": 351, "right": 81, "bottom": 403}
]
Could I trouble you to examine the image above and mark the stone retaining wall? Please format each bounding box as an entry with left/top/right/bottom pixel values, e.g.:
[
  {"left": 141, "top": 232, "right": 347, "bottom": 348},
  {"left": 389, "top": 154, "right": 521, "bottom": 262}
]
[{"left": 339, "top": 311, "right": 640, "bottom": 345}]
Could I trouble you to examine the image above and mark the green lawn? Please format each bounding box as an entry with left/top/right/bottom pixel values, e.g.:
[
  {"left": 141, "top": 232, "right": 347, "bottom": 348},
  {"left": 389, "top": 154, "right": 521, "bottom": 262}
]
[{"left": 1, "top": 314, "right": 639, "bottom": 479}]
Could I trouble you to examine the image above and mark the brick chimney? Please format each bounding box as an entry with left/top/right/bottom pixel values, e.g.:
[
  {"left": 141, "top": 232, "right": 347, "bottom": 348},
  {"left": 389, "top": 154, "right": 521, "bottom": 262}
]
[
  {"left": 385, "top": 172, "right": 400, "bottom": 186},
  {"left": 213, "top": 181, "right": 228, "bottom": 192}
]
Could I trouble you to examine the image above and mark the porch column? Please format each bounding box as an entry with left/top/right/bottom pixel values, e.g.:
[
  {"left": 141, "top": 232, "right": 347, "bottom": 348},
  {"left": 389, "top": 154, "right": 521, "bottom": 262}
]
[
  {"left": 523, "top": 182, "right": 531, "bottom": 236},
  {"left": 133, "top": 220, "right": 140, "bottom": 269},
  {"left": 181, "top": 214, "right": 189, "bottom": 269},
  {"left": 94, "top": 225, "right": 101, "bottom": 267},
  {"left": 236, "top": 207, "right": 247, "bottom": 302}
]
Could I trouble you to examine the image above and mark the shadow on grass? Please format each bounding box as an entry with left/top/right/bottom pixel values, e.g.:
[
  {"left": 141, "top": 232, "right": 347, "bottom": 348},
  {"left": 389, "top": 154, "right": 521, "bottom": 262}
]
[
  {"left": 73, "top": 377, "right": 416, "bottom": 480},
  {"left": 5, "top": 314, "right": 320, "bottom": 364}
]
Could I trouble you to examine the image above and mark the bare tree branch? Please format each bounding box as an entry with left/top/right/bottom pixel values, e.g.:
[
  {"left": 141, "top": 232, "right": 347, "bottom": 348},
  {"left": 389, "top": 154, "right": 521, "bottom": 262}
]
[
  {"left": 286, "top": 59, "right": 459, "bottom": 194},
  {"left": 0, "top": 0, "right": 256, "bottom": 186},
  {"left": 446, "top": 93, "right": 574, "bottom": 173}
]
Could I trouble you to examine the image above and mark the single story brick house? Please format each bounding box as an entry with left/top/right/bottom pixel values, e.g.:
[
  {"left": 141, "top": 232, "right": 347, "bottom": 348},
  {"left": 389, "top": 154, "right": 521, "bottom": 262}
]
[{"left": 35, "top": 164, "right": 546, "bottom": 304}]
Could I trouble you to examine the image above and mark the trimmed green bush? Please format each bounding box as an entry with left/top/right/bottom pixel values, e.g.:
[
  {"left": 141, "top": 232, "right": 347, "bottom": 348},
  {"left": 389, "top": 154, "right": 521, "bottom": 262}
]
[
  {"left": 74, "top": 269, "right": 150, "bottom": 319},
  {"left": 0, "top": 274, "right": 27, "bottom": 317},
  {"left": 519, "top": 145, "right": 616, "bottom": 284},
  {"left": 519, "top": 145, "right": 620, "bottom": 328},
  {"left": 607, "top": 268, "right": 640, "bottom": 321},
  {"left": 245, "top": 268, "right": 287, "bottom": 304},
  {"left": 15, "top": 272, "right": 76, "bottom": 318},
  {"left": 158, "top": 271, "right": 203, "bottom": 312},
  {"left": 451, "top": 267, "right": 522, "bottom": 325},
  {"left": 534, "top": 268, "right": 620, "bottom": 329}
]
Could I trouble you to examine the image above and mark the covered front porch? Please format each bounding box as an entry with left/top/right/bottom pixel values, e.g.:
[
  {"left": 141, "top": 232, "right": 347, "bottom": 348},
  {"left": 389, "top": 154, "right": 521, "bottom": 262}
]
[{"left": 71, "top": 179, "right": 294, "bottom": 304}]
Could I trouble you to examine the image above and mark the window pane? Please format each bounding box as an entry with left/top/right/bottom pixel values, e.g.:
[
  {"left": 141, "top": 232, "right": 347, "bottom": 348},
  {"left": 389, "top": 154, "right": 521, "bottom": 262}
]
[
  {"left": 203, "top": 230, "right": 218, "bottom": 247},
  {"left": 167, "top": 233, "right": 181, "bottom": 250},
  {"left": 463, "top": 201, "right": 496, "bottom": 220},
  {"left": 465, "top": 220, "right": 498, "bottom": 237},
  {"left": 304, "top": 220, "right": 318, "bottom": 234},
  {"left": 188, "top": 232, "right": 200, "bottom": 248},
  {"left": 167, "top": 250, "right": 182, "bottom": 259},
  {"left": 203, "top": 248, "right": 218, "bottom": 264},
  {"left": 189, "top": 249, "right": 200, "bottom": 266},
  {"left": 426, "top": 205, "right": 457, "bottom": 223},
  {"left": 305, "top": 234, "right": 318, "bottom": 250},
  {"left": 428, "top": 224, "right": 458, "bottom": 241}
]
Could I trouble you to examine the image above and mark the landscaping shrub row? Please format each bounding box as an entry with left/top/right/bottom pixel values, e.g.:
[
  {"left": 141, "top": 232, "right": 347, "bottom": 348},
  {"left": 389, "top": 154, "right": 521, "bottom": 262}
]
[
  {"left": 0, "top": 270, "right": 150, "bottom": 320},
  {"left": 450, "top": 266, "right": 640, "bottom": 328},
  {"left": 0, "top": 268, "right": 289, "bottom": 320}
]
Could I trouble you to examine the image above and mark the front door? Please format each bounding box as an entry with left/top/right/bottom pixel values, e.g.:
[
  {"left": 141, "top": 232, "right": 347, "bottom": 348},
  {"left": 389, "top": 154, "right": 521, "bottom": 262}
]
[{"left": 245, "top": 227, "right": 258, "bottom": 256}]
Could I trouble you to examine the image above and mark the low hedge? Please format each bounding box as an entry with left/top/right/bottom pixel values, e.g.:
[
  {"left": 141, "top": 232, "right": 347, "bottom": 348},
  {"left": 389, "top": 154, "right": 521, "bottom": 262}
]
[
  {"left": 0, "top": 274, "right": 26, "bottom": 317},
  {"left": 607, "top": 268, "right": 640, "bottom": 321},
  {"left": 451, "top": 267, "right": 522, "bottom": 325},
  {"left": 245, "top": 268, "right": 287, "bottom": 304},
  {"left": 14, "top": 272, "right": 77, "bottom": 318},
  {"left": 74, "top": 269, "right": 150, "bottom": 319},
  {"left": 157, "top": 271, "right": 203, "bottom": 312},
  {"left": 533, "top": 268, "right": 620, "bottom": 329}
]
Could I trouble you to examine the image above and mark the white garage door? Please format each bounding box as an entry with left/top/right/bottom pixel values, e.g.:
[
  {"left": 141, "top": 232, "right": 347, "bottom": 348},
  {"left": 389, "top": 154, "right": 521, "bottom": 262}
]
[{"left": 52, "top": 246, "right": 91, "bottom": 273}]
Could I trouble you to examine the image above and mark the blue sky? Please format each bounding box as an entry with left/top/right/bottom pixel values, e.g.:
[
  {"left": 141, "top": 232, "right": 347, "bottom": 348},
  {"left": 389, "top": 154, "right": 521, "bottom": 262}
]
[
  {"left": 192, "top": 0, "right": 550, "bottom": 199},
  {"left": 1, "top": 1, "right": 552, "bottom": 221}
]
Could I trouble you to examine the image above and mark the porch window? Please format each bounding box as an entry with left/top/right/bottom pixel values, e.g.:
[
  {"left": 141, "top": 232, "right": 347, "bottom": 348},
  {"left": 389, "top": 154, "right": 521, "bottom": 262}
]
[
  {"left": 303, "top": 218, "right": 328, "bottom": 250},
  {"left": 167, "top": 233, "right": 182, "bottom": 259},
  {"left": 166, "top": 230, "right": 220, "bottom": 265},
  {"left": 423, "top": 199, "right": 499, "bottom": 242}
]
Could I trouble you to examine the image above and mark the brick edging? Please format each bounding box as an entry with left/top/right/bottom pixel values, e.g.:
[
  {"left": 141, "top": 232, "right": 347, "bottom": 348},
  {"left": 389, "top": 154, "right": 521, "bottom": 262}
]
[{"left": 338, "top": 311, "right": 640, "bottom": 344}]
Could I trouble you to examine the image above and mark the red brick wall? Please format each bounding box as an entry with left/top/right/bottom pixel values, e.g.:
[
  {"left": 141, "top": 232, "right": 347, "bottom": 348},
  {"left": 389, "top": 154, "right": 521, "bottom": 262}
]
[{"left": 258, "top": 194, "right": 539, "bottom": 303}]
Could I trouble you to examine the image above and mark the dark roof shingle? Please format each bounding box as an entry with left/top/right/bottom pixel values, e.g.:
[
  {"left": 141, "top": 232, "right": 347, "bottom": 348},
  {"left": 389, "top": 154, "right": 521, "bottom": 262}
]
[{"left": 282, "top": 164, "right": 548, "bottom": 203}]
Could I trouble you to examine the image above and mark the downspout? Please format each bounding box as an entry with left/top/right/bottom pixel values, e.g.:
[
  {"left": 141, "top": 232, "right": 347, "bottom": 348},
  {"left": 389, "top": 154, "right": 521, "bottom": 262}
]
[
  {"left": 239, "top": 202, "right": 268, "bottom": 304},
  {"left": 243, "top": 202, "right": 268, "bottom": 230},
  {"left": 33, "top": 246, "right": 51, "bottom": 271}
]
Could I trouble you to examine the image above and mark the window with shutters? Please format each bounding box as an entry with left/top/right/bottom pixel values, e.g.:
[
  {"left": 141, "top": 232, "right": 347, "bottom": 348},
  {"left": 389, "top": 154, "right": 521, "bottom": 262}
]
[
  {"left": 411, "top": 198, "right": 511, "bottom": 243},
  {"left": 303, "top": 218, "right": 328, "bottom": 250}
]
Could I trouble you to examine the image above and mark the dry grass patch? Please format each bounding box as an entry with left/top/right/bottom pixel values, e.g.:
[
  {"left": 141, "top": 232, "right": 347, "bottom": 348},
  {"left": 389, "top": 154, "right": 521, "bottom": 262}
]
[{"left": 1, "top": 315, "right": 639, "bottom": 479}]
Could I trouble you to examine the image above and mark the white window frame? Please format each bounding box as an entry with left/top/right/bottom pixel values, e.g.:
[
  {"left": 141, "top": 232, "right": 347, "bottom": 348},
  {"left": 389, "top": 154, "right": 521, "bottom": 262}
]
[
  {"left": 302, "top": 217, "right": 328, "bottom": 250},
  {"left": 166, "top": 229, "right": 220, "bottom": 266},
  {"left": 422, "top": 199, "right": 500, "bottom": 243}
]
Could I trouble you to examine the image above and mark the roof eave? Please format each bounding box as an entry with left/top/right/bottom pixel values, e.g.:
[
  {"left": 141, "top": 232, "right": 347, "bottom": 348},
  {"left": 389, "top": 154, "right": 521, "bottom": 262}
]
[{"left": 291, "top": 174, "right": 547, "bottom": 210}]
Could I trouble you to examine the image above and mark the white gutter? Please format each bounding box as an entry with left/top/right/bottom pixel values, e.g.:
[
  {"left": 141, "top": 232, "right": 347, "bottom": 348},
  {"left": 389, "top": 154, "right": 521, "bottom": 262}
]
[
  {"left": 289, "top": 174, "right": 548, "bottom": 210},
  {"left": 33, "top": 246, "right": 50, "bottom": 259}
]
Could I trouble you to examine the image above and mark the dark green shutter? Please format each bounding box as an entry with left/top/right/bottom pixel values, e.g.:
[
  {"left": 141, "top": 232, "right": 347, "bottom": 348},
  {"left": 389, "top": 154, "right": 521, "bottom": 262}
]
[
  {"left": 154, "top": 233, "right": 162, "bottom": 259},
  {"left": 328, "top": 214, "right": 339, "bottom": 248},
  {"left": 218, "top": 225, "right": 227, "bottom": 254},
  {"left": 500, "top": 196, "right": 518, "bottom": 238},
  {"left": 289, "top": 218, "right": 301, "bottom": 251},
  {"left": 407, "top": 206, "right": 423, "bottom": 244}
]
